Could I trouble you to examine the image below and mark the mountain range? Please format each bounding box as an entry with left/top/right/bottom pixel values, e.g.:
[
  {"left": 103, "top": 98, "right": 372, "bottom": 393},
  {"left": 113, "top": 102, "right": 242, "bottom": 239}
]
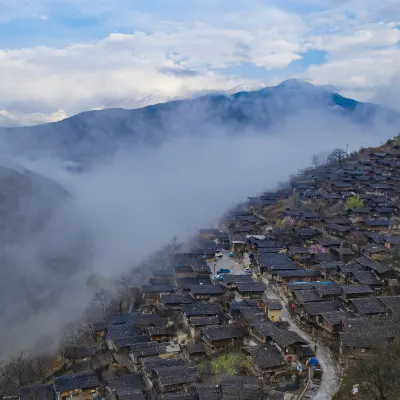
[
  {"left": 0, "top": 109, "right": 68, "bottom": 127},
  {"left": 0, "top": 79, "right": 399, "bottom": 163}
]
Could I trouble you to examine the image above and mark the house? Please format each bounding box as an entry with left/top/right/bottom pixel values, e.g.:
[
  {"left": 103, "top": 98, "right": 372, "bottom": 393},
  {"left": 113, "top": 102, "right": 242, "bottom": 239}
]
[
  {"left": 181, "top": 303, "right": 222, "bottom": 318},
  {"left": 274, "top": 270, "right": 322, "bottom": 286},
  {"left": 221, "top": 274, "right": 254, "bottom": 289},
  {"left": 106, "top": 324, "right": 143, "bottom": 352},
  {"left": 152, "top": 364, "right": 198, "bottom": 393},
  {"left": 220, "top": 376, "right": 263, "bottom": 400},
  {"left": 184, "top": 343, "right": 207, "bottom": 361},
  {"left": 189, "top": 285, "right": 225, "bottom": 301},
  {"left": 325, "top": 224, "right": 351, "bottom": 238},
  {"left": 339, "top": 332, "right": 387, "bottom": 367},
  {"left": 108, "top": 313, "right": 138, "bottom": 326},
  {"left": 383, "top": 234, "right": 400, "bottom": 249},
  {"left": 340, "top": 285, "right": 374, "bottom": 301},
  {"left": 130, "top": 342, "right": 180, "bottom": 364},
  {"left": 316, "top": 311, "right": 354, "bottom": 341},
  {"left": 20, "top": 384, "right": 56, "bottom": 400},
  {"left": 378, "top": 296, "right": 400, "bottom": 315},
  {"left": 172, "top": 253, "right": 211, "bottom": 277},
  {"left": 63, "top": 347, "right": 94, "bottom": 366},
  {"left": 355, "top": 256, "right": 394, "bottom": 281},
  {"left": 142, "top": 285, "right": 174, "bottom": 306},
  {"left": 201, "top": 325, "right": 246, "bottom": 355},
  {"left": 258, "top": 297, "right": 282, "bottom": 322},
  {"left": 236, "top": 282, "right": 266, "bottom": 299},
  {"left": 361, "top": 245, "right": 386, "bottom": 258},
  {"left": 187, "top": 316, "right": 220, "bottom": 338},
  {"left": 106, "top": 374, "right": 147, "bottom": 400},
  {"left": 331, "top": 247, "right": 356, "bottom": 263},
  {"left": 108, "top": 335, "right": 149, "bottom": 353},
  {"left": 159, "top": 293, "right": 193, "bottom": 314},
  {"left": 350, "top": 297, "right": 388, "bottom": 317},
  {"left": 362, "top": 219, "right": 392, "bottom": 232},
  {"left": 244, "top": 345, "right": 286, "bottom": 380},
  {"left": 148, "top": 326, "right": 175, "bottom": 342},
  {"left": 299, "top": 301, "right": 340, "bottom": 327},
  {"left": 350, "top": 270, "right": 383, "bottom": 288},
  {"left": 53, "top": 372, "right": 100, "bottom": 400},
  {"left": 314, "top": 283, "right": 342, "bottom": 301},
  {"left": 250, "top": 322, "right": 308, "bottom": 361}
]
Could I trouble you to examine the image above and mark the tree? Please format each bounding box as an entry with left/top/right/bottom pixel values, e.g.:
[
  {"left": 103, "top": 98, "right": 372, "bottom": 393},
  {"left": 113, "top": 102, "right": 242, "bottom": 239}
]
[
  {"left": 308, "top": 244, "right": 326, "bottom": 254},
  {"left": 312, "top": 154, "right": 320, "bottom": 168},
  {"left": 334, "top": 340, "right": 400, "bottom": 400},
  {"left": 328, "top": 148, "right": 346, "bottom": 168},
  {"left": 346, "top": 195, "right": 364, "bottom": 209}
]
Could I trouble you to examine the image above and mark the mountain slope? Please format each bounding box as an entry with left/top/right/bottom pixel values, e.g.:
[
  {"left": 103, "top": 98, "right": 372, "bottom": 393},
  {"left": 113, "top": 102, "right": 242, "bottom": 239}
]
[{"left": 0, "top": 79, "right": 398, "bottom": 162}]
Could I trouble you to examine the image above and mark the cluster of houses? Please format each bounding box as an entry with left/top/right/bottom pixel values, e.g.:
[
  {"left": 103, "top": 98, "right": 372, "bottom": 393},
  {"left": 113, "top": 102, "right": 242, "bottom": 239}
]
[{"left": 16, "top": 139, "right": 400, "bottom": 399}]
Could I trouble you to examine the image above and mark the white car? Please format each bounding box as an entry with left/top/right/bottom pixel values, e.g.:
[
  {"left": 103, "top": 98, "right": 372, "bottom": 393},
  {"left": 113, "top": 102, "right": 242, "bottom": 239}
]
[{"left": 244, "top": 267, "right": 252, "bottom": 274}]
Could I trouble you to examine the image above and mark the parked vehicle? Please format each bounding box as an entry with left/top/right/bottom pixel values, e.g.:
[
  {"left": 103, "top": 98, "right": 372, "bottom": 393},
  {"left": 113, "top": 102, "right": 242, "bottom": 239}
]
[
  {"left": 244, "top": 267, "right": 253, "bottom": 275},
  {"left": 217, "top": 268, "right": 231, "bottom": 274}
]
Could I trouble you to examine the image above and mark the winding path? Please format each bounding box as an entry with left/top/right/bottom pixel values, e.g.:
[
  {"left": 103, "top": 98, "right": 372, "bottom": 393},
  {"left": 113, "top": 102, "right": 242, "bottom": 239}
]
[{"left": 262, "top": 280, "right": 339, "bottom": 399}]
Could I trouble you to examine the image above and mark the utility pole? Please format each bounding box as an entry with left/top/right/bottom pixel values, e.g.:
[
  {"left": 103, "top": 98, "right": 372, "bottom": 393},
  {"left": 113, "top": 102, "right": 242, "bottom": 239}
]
[{"left": 213, "top": 263, "right": 217, "bottom": 284}]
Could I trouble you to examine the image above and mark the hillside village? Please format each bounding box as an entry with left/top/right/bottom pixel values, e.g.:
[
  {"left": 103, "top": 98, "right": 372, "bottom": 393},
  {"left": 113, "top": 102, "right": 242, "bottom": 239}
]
[{"left": 5, "top": 135, "right": 400, "bottom": 400}]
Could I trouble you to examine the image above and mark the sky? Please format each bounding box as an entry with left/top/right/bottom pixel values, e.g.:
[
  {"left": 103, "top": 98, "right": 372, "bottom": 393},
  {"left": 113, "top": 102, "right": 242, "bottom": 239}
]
[{"left": 0, "top": 0, "right": 399, "bottom": 115}]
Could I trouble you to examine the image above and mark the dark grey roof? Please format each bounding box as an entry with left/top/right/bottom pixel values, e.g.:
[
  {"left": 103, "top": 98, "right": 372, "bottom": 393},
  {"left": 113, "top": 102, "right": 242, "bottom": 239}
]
[
  {"left": 190, "top": 285, "right": 225, "bottom": 295},
  {"left": 317, "top": 237, "right": 341, "bottom": 246},
  {"left": 54, "top": 372, "right": 99, "bottom": 393},
  {"left": 276, "top": 270, "right": 321, "bottom": 278},
  {"left": 107, "top": 374, "right": 146, "bottom": 397},
  {"left": 148, "top": 326, "right": 175, "bottom": 336},
  {"left": 356, "top": 257, "right": 392, "bottom": 274},
  {"left": 293, "top": 289, "right": 321, "bottom": 304},
  {"left": 182, "top": 302, "right": 222, "bottom": 316},
  {"left": 340, "top": 333, "right": 387, "bottom": 348},
  {"left": 236, "top": 282, "right": 266, "bottom": 293},
  {"left": 108, "top": 313, "right": 138, "bottom": 325},
  {"left": 295, "top": 228, "right": 321, "bottom": 237},
  {"left": 155, "top": 366, "right": 197, "bottom": 386},
  {"left": 107, "top": 324, "right": 141, "bottom": 340},
  {"left": 351, "top": 270, "right": 383, "bottom": 286},
  {"left": 252, "top": 322, "right": 307, "bottom": 348},
  {"left": 189, "top": 316, "right": 220, "bottom": 326},
  {"left": 186, "top": 343, "right": 206, "bottom": 354},
  {"left": 314, "top": 284, "right": 342, "bottom": 297},
  {"left": 384, "top": 235, "right": 400, "bottom": 245},
  {"left": 303, "top": 301, "right": 340, "bottom": 316},
  {"left": 262, "top": 298, "right": 283, "bottom": 310},
  {"left": 130, "top": 342, "right": 168, "bottom": 356},
  {"left": 194, "top": 384, "right": 220, "bottom": 400},
  {"left": 361, "top": 245, "right": 385, "bottom": 254},
  {"left": 202, "top": 325, "right": 246, "bottom": 341},
  {"left": 142, "top": 284, "right": 174, "bottom": 293},
  {"left": 351, "top": 297, "right": 387, "bottom": 315},
  {"left": 247, "top": 344, "right": 284, "bottom": 369},
  {"left": 228, "top": 300, "right": 258, "bottom": 310},
  {"left": 142, "top": 357, "right": 186, "bottom": 371},
  {"left": 378, "top": 296, "right": 400, "bottom": 313},
  {"left": 363, "top": 219, "right": 392, "bottom": 227},
  {"left": 340, "top": 285, "right": 374, "bottom": 295},
  {"left": 220, "top": 376, "right": 262, "bottom": 400},
  {"left": 326, "top": 223, "right": 351, "bottom": 233},
  {"left": 63, "top": 346, "right": 94, "bottom": 359},
  {"left": 320, "top": 311, "right": 353, "bottom": 325},
  {"left": 20, "top": 384, "right": 56, "bottom": 400},
  {"left": 160, "top": 293, "right": 193, "bottom": 305},
  {"left": 113, "top": 335, "right": 149, "bottom": 349},
  {"left": 222, "top": 274, "right": 254, "bottom": 284},
  {"left": 162, "top": 393, "right": 198, "bottom": 400}
]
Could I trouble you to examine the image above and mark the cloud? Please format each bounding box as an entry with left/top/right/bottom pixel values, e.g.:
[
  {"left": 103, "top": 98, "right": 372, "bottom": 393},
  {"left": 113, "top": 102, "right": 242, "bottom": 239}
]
[
  {"left": 159, "top": 66, "right": 202, "bottom": 77},
  {"left": 1, "top": 101, "right": 396, "bottom": 357},
  {"left": 0, "top": 0, "right": 399, "bottom": 116}
]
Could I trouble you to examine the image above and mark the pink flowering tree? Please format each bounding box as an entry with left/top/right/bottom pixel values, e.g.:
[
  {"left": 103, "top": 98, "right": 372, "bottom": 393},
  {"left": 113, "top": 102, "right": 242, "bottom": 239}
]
[
  {"left": 282, "top": 216, "right": 296, "bottom": 227},
  {"left": 308, "top": 244, "right": 327, "bottom": 254}
]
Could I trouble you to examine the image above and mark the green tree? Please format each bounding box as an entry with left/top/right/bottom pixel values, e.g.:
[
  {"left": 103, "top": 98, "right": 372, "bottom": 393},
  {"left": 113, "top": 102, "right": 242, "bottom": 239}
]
[{"left": 346, "top": 195, "right": 364, "bottom": 209}]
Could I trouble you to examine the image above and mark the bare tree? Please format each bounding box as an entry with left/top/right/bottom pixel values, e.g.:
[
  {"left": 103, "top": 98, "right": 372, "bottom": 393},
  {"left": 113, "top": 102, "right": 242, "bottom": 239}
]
[
  {"left": 328, "top": 148, "right": 346, "bottom": 169},
  {"left": 311, "top": 154, "right": 319, "bottom": 168}
]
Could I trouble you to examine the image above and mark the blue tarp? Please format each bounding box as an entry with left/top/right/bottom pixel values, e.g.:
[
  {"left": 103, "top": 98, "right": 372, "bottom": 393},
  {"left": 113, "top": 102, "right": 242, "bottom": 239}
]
[{"left": 309, "top": 357, "right": 319, "bottom": 366}]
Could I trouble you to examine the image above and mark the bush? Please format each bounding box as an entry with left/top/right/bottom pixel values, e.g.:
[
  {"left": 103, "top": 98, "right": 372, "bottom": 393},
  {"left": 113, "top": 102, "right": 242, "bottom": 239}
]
[
  {"left": 210, "top": 352, "right": 249, "bottom": 376},
  {"left": 346, "top": 195, "right": 363, "bottom": 209}
]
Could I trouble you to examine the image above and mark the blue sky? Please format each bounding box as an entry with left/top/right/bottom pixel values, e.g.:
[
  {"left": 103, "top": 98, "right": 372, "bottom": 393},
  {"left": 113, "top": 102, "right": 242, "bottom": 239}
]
[{"left": 0, "top": 0, "right": 399, "bottom": 116}]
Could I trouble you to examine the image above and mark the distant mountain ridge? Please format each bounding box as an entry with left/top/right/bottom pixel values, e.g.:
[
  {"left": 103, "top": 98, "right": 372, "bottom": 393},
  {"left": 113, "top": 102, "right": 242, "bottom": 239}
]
[{"left": 0, "top": 79, "right": 399, "bottom": 162}]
